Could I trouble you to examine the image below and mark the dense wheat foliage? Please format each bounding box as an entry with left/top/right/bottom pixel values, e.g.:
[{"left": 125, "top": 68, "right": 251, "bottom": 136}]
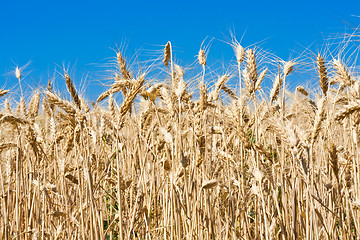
[{"left": 1, "top": 40, "right": 360, "bottom": 239}]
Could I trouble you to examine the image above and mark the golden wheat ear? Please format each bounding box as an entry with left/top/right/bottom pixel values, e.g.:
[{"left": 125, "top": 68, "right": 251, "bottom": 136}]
[
  {"left": 198, "top": 49, "right": 206, "bottom": 67},
  {"left": 163, "top": 41, "right": 171, "bottom": 67},
  {"left": 270, "top": 74, "right": 282, "bottom": 103},
  {"left": 64, "top": 73, "right": 82, "bottom": 110},
  {"left": 316, "top": 54, "right": 328, "bottom": 96},
  {"left": 0, "top": 89, "right": 9, "bottom": 97},
  {"left": 296, "top": 86, "right": 309, "bottom": 97},
  {"left": 117, "top": 51, "right": 132, "bottom": 79}
]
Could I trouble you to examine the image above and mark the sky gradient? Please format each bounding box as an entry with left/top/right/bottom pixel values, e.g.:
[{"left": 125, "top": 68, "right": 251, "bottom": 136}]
[{"left": 1, "top": 0, "right": 359, "bottom": 100}]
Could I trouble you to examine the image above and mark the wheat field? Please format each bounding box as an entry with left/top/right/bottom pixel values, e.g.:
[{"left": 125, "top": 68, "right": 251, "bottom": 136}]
[{"left": 0, "top": 39, "right": 360, "bottom": 239}]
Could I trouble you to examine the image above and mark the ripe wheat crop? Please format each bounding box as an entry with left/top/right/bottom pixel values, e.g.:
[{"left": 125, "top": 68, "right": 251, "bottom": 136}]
[{"left": 1, "top": 37, "right": 360, "bottom": 239}]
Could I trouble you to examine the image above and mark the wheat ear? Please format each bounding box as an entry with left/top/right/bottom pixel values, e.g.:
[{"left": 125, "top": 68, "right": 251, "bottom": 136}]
[
  {"left": 117, "top": 51, "right": 132, "bottom": 79},
  {"left": 311, "top": 97, "right": 327, "bottom": 143},
  {"left": 29, "top": 92, "right": 40, "bottom": 118},
  {"left": 317, "top": 54, "right": 328, "bottom": 96},
  {"left": 65, "top": 73, "right": 81, "bottom": 109},
  {"left": 335, "top": 100, "right": 360, "bottom": 121},
  {"left": 45, "top": 91, "right": 77, "bottom": 116},
  {"left": 333, "top": 58, "right": 352, "bottom": 87},
  {"left": 246, "top": 49, "right": 258, "bottom": 85},
  {"left": 163, "top": 41, "right": 171, "bottom": 67},
  {"left": 5, "top": 99, "right": 12, "bottom": 114},
  {"left": 119, "top": 74, "right": 145, "bottom": 119},
  {"left": 296, "top": 86, "right": 309, "bottom": 96},
  {"left": 0, "top": 89, "right": 9, "bottom": 97},
  {"left": 270, "top": 74, "right": 283, "bottom": 103}
]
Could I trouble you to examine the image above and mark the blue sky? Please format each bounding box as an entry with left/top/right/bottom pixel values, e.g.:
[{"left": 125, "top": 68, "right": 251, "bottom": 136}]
[{"left": 1, "top": 0, "right": 359, "bottom": 100}]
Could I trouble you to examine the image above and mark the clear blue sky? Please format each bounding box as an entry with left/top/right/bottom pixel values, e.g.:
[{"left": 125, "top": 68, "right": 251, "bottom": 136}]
[{"left": 1, "top": 0, "right": 359, "bottom": 100}]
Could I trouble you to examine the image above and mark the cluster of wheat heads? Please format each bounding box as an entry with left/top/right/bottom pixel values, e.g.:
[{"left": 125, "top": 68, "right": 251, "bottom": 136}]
[{"left": 0, "top": 41, "right": 360, "bottom": 240}]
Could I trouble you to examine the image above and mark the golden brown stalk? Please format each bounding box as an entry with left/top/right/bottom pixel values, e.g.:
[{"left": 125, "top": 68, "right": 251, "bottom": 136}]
[
  {"left": 198, "top": 49, "right": 206, "bottom": 67},
  {"left": 296, "top": 86, "right": 309, "bottom": 96},
  {"left": 117, "top": 51, "right": 132, "bottom": 79},
  {"left": 65, "top": 73, "right": 81, "bottom": 109},
  {"left": 317, "top": 54, "right": 328, "bottom": 96},
  {"left": 163, "top": 41, "right": 171, "bottom": 67}
]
